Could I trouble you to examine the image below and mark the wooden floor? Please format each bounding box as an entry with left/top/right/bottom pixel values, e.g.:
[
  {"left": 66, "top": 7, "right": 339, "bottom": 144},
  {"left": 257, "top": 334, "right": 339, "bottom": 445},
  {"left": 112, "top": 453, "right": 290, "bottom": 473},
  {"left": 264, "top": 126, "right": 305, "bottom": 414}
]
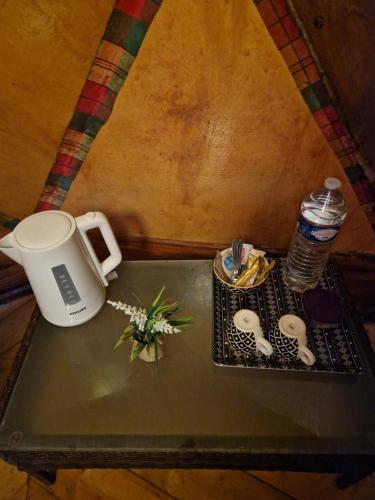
[{"left": 0, "top": 298, "right": 374, "bottom": 500}]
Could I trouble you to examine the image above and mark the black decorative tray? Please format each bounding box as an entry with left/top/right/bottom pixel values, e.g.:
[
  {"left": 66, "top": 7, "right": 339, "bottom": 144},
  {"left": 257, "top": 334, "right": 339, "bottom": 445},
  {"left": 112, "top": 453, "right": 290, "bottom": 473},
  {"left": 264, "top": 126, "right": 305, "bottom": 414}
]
[{"left": 212, "top": 258, "right": 364, "bottom": 374}]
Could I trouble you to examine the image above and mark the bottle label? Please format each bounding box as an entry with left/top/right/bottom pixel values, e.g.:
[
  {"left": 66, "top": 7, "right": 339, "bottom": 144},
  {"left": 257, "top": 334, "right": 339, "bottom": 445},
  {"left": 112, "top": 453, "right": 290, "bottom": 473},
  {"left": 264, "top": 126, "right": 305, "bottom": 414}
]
[{"left": 297, "top": 217, "right": 340, "bottom": 242}]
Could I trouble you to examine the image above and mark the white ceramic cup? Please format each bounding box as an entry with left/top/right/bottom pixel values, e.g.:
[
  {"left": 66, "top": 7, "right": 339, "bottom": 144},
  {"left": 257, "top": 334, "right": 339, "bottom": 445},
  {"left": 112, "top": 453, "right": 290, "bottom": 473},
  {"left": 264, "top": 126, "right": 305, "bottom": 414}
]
[
  {"left": 229, "top": 309, "right": 273, "bottom": 356},
  {"left": 270, "top": 314, "right": 316, "bottom": 366}
]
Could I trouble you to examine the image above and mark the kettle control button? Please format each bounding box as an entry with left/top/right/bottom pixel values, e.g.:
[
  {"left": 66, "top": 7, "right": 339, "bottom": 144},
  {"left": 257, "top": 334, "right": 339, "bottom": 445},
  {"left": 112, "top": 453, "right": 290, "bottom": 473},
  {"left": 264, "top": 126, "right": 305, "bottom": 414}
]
[{"left": 86, "top": 211, "right": 96, "bottom": 219}]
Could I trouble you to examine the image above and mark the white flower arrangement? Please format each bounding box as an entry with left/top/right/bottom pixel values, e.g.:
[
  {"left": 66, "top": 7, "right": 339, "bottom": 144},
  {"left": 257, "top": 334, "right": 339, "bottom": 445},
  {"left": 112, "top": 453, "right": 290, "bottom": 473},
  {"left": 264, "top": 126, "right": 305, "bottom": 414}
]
[
  {"left": 108, "top": 286, "right": 192, "bottom": 364},
  {"left": 107, "top": 301, "right": 148, "bottom": 332}
]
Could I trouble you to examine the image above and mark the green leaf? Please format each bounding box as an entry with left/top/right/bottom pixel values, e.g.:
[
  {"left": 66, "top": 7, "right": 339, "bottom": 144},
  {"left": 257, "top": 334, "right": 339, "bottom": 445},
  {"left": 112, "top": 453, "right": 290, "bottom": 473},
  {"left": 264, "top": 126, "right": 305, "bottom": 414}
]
[
  {"left": 144, "top": 317, "right": 155, "bottom": 334},
  {"left": 147, "top": 286, "right": 166, "bottom": 316},
  {"left": 123, "top": 324, "right": 133, "bottom": 334},
  {"left": 154, "top": 340, "right": 159, "bottom": 370},
  {"left": 114, "top": 337, "right": 126, "bottom": 349},
  {"left": 154, "top": 302, "right": 179, "bottom": 317},
  {"left": 130, "top": 341, "right": 145, "bottom": 361},
  {"left": 131, "top": 291, "right": 144, "bottom": 306},
  {"left": 114, "top": 330, "right": 134, "bottom": 349},
  {"left": 169, "top": 317, "right": 192, "bottom": 326}
]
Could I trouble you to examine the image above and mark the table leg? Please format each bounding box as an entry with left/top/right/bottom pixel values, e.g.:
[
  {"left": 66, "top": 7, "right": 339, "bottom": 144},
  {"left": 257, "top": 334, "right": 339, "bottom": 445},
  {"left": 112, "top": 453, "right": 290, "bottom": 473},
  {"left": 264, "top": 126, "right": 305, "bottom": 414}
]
[
  {"left": 0, "top": 452, "right": 56, "bottom": 486},
  {"left": 336, "top": 467, "right": 374, "bottom": 489},
  {"left": 22, "top": 468, "right": 57, "bottom": 486}
]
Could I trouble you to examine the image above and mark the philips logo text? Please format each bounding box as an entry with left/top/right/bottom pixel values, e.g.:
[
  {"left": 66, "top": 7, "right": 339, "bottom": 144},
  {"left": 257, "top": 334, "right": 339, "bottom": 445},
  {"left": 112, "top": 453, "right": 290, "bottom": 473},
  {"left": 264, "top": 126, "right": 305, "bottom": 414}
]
[{"left": 69, "top": 307, "right": 87, "bottom": 316}]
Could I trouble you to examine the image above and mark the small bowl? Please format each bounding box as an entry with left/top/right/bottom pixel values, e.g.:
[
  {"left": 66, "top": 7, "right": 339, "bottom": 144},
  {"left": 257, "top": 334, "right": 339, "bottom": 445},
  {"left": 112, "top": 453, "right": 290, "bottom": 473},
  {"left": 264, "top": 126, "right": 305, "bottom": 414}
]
[{"left": 213, "top": 249, "right": 269, "bottom": 291}]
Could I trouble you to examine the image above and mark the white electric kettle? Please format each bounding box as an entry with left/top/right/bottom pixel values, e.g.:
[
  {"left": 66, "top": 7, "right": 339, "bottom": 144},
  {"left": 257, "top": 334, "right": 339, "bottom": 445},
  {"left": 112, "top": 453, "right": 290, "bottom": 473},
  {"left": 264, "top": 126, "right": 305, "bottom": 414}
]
[{"left": 0, "top": 210, "right": 122, "bottom": 327}]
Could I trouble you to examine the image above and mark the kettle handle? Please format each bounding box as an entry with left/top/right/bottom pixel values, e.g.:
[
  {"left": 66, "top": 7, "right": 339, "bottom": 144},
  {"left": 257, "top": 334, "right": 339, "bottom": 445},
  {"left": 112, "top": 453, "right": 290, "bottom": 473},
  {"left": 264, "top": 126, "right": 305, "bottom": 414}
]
[{"left": 76, "top": 212, "right": 122, "bottom": 286}]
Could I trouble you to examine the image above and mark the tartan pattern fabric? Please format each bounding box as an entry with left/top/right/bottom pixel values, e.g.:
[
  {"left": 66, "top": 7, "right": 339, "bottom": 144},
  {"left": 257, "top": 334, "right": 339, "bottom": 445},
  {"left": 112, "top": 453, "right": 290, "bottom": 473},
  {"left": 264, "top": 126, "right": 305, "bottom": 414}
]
[
  {"left": 254, "top": 0, "right": 375, "bottom": 227},
  {"left": 35, "top": 0, "right": 162, "bottom": 212}
]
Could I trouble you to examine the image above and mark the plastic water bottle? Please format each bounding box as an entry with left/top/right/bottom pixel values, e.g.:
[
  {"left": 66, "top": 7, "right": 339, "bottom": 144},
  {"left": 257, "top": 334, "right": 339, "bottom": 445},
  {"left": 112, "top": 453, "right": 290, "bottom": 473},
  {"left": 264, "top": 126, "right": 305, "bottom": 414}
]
[{"left": 283, "top": 178, "right": 347, "bottom": 293}]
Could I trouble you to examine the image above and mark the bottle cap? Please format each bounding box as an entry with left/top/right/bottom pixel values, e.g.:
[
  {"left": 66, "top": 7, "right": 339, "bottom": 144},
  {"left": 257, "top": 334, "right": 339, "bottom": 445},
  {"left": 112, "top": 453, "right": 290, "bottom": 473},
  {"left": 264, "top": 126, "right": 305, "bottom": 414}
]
[{"left": 324, "top": 177, "right": 342, "bottom": 191}]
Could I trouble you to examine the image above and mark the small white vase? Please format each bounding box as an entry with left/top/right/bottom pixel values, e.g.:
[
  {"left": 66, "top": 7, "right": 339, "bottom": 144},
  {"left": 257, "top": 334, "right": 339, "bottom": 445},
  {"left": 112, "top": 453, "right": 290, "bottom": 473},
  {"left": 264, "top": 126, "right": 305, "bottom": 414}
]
[{"left": 134, "top": 340, "right": 164, "bottom": 363}]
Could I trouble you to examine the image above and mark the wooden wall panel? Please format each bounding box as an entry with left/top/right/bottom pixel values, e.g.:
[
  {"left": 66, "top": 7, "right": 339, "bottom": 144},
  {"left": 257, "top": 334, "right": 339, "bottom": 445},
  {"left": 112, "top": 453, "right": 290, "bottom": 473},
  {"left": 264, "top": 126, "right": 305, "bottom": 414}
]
[
  {"left": 292, "top": 0, "right": 375, "bottom": 172},
  {"left": 0, "top": 0, "right": 374, "bottom": 253},
  {"left": 0, "top": 0, "right": 114, "bottom": 220},
  {"left": 63, "top": 0, "right": 375, "bottom": 252}
]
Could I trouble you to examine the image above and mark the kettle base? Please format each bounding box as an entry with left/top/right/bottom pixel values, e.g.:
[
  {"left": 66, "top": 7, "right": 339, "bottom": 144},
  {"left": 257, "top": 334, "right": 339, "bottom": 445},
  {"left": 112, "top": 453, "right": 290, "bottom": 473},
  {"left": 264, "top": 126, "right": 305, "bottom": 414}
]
[{"left": 40, "top": 293, "right": 106, "bottom": 328}]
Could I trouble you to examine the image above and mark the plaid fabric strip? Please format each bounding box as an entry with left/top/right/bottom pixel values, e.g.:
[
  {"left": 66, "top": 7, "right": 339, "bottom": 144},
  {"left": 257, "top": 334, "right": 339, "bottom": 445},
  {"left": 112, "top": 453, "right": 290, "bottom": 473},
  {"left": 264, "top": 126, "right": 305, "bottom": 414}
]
[
  {"left": 255, "top": 0, "right": 375, "bottom": 228},
  {"left": 35, "top": 0, "right": 162, "bottom": 213}
]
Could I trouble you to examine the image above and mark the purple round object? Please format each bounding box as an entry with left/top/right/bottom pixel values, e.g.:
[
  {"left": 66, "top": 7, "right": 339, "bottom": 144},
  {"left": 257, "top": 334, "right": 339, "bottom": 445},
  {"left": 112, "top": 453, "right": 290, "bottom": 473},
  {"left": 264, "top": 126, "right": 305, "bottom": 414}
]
[{"left": 302, "top": 289, "right": 344, "bottom": 328}]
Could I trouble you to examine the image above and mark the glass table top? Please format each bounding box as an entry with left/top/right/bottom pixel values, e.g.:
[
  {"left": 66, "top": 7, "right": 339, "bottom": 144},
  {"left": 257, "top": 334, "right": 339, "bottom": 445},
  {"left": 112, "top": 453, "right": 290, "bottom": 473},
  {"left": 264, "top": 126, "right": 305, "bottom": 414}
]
[{"left": 0, "top": 260, "right": 374, "bottom": 454}]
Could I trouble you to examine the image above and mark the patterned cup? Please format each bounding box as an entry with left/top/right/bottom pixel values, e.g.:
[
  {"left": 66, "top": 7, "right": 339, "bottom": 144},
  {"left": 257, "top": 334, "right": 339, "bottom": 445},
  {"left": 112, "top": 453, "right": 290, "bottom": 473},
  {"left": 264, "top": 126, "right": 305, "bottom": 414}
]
[
  {"left": 227, "top": 309, "right": 273, "bottom": 356},
  {"left": 269, "top": 314, "right": 315, "bottom": 366}
]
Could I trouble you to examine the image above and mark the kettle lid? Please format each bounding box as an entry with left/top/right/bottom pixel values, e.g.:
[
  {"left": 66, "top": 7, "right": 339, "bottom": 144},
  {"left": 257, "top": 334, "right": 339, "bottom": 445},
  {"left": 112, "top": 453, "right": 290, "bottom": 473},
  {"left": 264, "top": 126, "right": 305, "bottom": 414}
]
[{"left": 15, "top": 211, "right": 73, "bottom": 249}]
